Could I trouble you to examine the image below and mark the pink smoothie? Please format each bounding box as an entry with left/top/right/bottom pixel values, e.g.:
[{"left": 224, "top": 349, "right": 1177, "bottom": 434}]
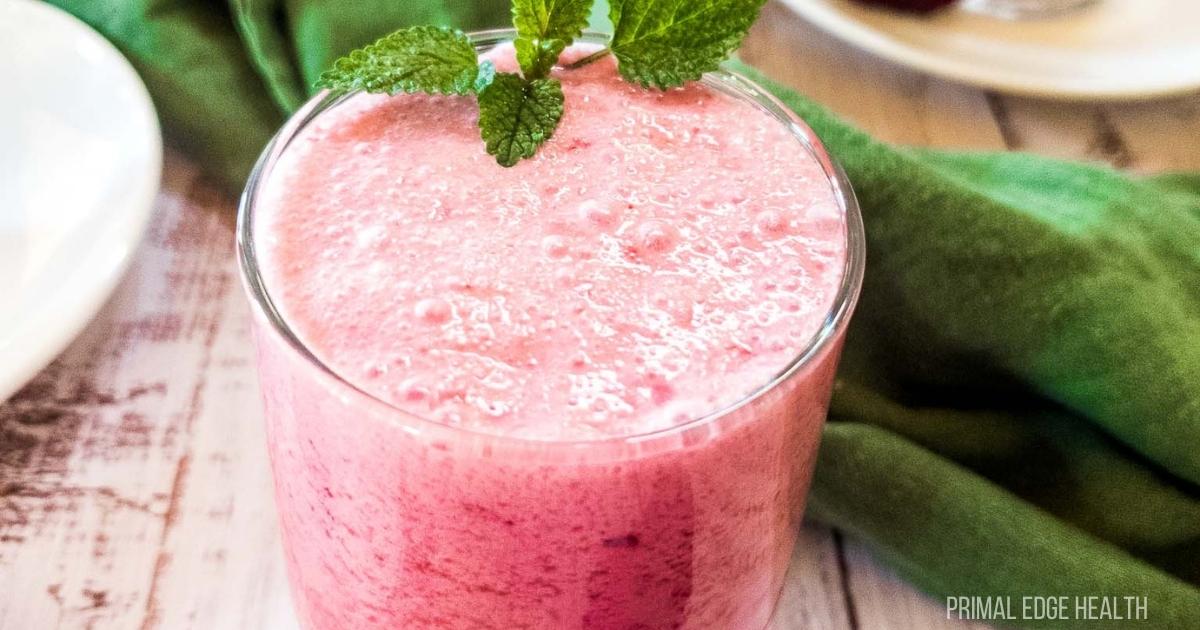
[{"left": 248, "top": 44, "right": 851, "bottom": 630}]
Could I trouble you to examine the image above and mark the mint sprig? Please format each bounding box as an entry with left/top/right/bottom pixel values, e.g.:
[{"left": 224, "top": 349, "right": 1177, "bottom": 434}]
[
  {"left": 513, "top": 0, "right": 594, "bottom": 80},
  {"left": 608, "top": 0, "right": 768, "bottom": 89},
  {"left": 317, "top": 26, "right": 492, "bottom": 96},
  {"left": 479, "top": 74, "right": 566, "bottom": 167},
  {"left": 315, "top": 0, "right": 766, "bottom": 165}
]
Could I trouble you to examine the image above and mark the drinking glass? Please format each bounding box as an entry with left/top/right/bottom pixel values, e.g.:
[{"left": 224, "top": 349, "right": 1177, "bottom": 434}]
[{"left": 237, "top": 29, "right": 865, "bottom": 630}]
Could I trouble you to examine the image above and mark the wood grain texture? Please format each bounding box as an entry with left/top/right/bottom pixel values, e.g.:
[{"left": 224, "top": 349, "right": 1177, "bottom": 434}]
[
  {"left": 767, "top": 526, "right": 855, "bottom": 630},
  {"left": 839, "top": 540, "right": 995, "bottom": 630},
  {"left": 742, "top": 2, "right": 1007, "bottom": 150},
  {"left": 1, "top": 155, "right": 245, "bottom": 629},
  {"left": 3, "top": 3, "right": 1198, "bottom": 627}
]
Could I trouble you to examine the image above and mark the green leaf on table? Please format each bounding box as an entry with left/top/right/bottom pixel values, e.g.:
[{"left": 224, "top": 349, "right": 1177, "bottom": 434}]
[
  {"left": 478, "top": 73, "right": 565, "bottom": 166},
  {"left": 608, "top": 0, "right": 767, "bottom": 89},
  {"left": 316, "top": 26, "right": 484, "bottom": 96},
  {"left": 512, "top": 0, "right": 594, "bottom": 79}
]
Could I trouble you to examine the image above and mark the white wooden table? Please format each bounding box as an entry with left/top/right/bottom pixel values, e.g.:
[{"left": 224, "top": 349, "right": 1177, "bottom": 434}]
[{"left": 2, "top": 3, "right": 1198, "bottom": 628}]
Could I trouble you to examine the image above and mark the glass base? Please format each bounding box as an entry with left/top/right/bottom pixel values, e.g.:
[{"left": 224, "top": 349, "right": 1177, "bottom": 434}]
[{"left": 961, "top": 0, "right": 1100, "bottom": 19}]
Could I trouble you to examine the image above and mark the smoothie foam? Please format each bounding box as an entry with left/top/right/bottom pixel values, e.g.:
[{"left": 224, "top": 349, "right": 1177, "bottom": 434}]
[
  {"left": 249, "top": 44, "right": 852, "bottom": 630},
  {"left": 258, "top": 48, "right": 845, "bottom": 440}
]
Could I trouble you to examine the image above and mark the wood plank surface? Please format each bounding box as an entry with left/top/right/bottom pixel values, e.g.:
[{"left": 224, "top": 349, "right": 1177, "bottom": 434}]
[{"left": 2, "top": 2, "right": 1198, "bottom": 628}]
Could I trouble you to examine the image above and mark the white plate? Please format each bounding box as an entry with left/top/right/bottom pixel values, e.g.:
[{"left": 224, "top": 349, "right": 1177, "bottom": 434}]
[
  {"left": 779, "top": 0, "right": 1200, "bottom": 100},
  {"left": 0, "top": 0, "right": 161, "bottom": 401}
]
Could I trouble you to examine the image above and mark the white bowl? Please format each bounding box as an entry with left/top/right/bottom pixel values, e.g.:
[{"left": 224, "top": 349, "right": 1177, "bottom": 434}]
[
  {"left": 782, "top": 0, "right": 1200, "bottom": 100},
  {"left": 0, "top": 0, "right": 162, "bottom": 401}
]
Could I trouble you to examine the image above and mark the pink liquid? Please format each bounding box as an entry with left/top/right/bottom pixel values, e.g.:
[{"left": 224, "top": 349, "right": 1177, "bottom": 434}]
[{"left": 249, "top": 46, "right": 849, "bottom": 630}]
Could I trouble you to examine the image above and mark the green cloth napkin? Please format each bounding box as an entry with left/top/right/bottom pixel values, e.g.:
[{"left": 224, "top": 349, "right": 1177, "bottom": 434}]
[{"left": 48, "top": 0, "right": 1200, "bottom": 626}]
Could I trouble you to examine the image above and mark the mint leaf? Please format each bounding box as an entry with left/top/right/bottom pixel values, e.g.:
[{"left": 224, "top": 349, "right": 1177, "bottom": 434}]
[
  {"left": 478, "top": 73, "right": 565, "bottom": 166},
  {"left": 515, "top": 37, "right": 567, "bottom": 80},
  {"left": 314, "top": 0, "right": 771, "bottom": 165},
  {"left": 608, "top": 0, "right": 766, "bottom": 89},
  {"left": 512, "top": 0, "right": 594, "bottom": 40},
  {"left": 474, "top": 60, "right": 497, "bottom": 92},
  {"left": 317, "top": 26, "right": 484, "bottom": 96},
  {"left": 512, "top": 0, "right": 594, "bottom": 79}
]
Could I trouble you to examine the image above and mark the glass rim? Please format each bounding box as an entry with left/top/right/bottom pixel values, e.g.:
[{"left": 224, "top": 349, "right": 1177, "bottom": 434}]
[{"left": 236, "top": 29, "right": 866, "bottom": 449}]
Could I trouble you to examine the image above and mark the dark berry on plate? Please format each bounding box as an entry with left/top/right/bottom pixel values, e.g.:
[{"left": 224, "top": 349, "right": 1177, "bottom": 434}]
[{"left": 850, "top": 0, "right": 959, "bottom": 13}]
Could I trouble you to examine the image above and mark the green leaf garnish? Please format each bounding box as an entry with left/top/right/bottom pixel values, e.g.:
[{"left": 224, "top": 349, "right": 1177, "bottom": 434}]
[
  {"left": 316, "top": 26, "right": 485, "bottom": 96},
  {"left": 315, "top": 0, "right": 767, "bottom": 164},
  {"left": 515, "top": 37, "right": 567, "bottom": 81},
  {"left": 608, "top": 0, "right": 767, "bottom": 89},
  {"left": 512, "top": 0, "right": 595, "bottom": 79},
  {"left": 478, "top": 73, "right": 565, "bottom": 167},
  {"left": 474, "top": 60, "right": 498, "bottom": 93}
]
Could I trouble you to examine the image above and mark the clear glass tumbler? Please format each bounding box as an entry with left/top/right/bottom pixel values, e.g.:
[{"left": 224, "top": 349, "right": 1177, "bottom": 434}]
[
  {"left": 237, "top": 29, "right": 865, "bottom": 630},
  {"left": 962, "top": 0, "right": 1100, "bottom": 19}
]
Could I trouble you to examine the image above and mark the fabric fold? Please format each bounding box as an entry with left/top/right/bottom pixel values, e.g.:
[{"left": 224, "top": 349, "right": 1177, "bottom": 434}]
[
  {"left": 47, "top": 0, "right": 283, "bottom": 187},
  {"left": 229, "top": 0, "right": 307, "bottom": 113},
  {"left": 813, "top": 422, "right": 1200, "bottom": 629}
]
